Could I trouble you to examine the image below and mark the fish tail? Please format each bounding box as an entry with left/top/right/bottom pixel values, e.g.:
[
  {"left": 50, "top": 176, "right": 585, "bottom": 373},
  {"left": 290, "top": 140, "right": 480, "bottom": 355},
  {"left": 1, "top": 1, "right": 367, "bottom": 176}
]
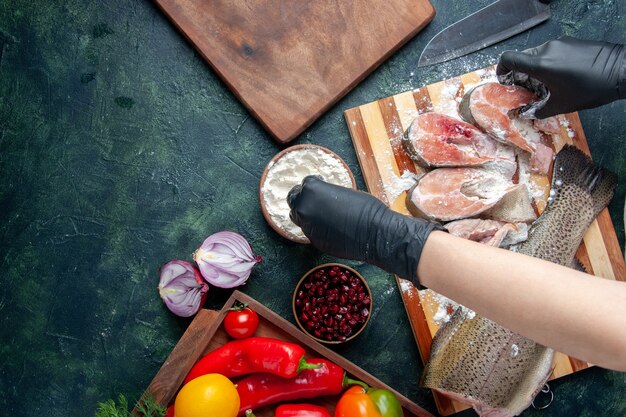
[{"left": 552, "top": 145, "right": 617, "bottom": 218}]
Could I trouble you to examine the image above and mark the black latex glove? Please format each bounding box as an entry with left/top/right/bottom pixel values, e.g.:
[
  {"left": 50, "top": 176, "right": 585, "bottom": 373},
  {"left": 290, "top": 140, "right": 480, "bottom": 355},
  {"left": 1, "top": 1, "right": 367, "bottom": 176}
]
[
  {"left": 496, "top": 37, "right": 626, "bottom": 118},
  {"left": 287, "top": 176, "right": 445, "bottom": 286}
]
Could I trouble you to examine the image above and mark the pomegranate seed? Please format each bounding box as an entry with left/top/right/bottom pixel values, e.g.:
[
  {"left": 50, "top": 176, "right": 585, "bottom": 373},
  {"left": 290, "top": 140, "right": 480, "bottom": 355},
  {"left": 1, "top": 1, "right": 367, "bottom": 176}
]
[{"left": 295, "top": 265, "right": 371, "bottom": 342}]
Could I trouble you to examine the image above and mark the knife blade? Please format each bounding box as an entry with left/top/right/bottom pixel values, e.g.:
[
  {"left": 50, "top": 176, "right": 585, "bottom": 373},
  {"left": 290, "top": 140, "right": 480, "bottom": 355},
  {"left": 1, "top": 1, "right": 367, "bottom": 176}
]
[{"left": 418, "top": 0, "right": 551, "bottom": 68}]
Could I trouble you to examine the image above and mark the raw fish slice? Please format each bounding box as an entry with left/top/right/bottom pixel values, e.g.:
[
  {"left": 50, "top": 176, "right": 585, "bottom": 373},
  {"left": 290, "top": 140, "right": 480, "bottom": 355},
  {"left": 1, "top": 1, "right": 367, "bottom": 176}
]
[
  {"left": 402, "top": 112, "right": 513, "bottom": 168},
  {"left": 460, "top": 83, "right": 537, "bottom": 153},
  {"left": 406, "top": 168, "right": 517, "bottom": 222},
  {"left": 461, "top": 83, "right": 555, "bottom": 175},
  {"left": 444, "top": 219, "right": 529, "bottom": 248},
  {"left": 529, "top": 142, "right": 554, "bottom": 175},
  {"left": 421, "top": 146, "right": 617, "bottom": 417}
]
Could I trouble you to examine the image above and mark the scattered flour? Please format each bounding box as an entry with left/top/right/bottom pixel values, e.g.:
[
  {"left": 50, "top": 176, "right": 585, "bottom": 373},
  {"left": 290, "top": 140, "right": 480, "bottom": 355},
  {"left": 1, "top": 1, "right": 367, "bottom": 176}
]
[
  {"left": 437, "top": 79, "right": 463, "bottom": 118},
  {"left": 517, "top": 153, "right": 546, "bottom": 201},
  {"left": 419, "top": 289, "right": 478, "bottom": 326},
  {"left": 422, "top": 289, "right": 461, "bottom": 325},
  {"left": 559, "top": 117, "right": 575, "bottom": 138},
  {"left": 261, "top": 147, "right": 353, "bottom": 241},
  {"left": 512, "top": 118, "right": 544, "bottom": 146},
  {"left": 383, "top": 170, "right": 419, "bottom": 203}
]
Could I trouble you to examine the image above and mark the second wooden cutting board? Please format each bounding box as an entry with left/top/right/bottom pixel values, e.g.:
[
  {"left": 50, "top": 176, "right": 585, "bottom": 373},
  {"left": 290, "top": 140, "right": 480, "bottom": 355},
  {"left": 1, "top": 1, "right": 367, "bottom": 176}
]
[{"left": 153, "top": 0, "right": 435, "bottom": 143}]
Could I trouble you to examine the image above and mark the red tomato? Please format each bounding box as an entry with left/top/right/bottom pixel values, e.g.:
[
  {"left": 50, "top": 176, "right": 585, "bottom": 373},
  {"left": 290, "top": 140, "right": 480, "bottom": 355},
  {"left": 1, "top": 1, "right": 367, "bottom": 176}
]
[{"left": 224, "top": 306, "right": 259, "bottom": 339}]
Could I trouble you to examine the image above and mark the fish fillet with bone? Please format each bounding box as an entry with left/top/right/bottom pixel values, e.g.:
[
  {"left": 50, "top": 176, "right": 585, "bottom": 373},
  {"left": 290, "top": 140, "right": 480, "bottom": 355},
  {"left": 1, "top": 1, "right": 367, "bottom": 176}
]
[
  {"left": 406, "top": 167, "right": 518, "bottom": 222},
  {"left": 421, "top": 145, "right": 616, "bottom": 417},
  {"left": 460, "top": 83, "right": 556, "bottom": 175},
  {"left": 402, "top": 112, "right": 516, "bottom": 172}
]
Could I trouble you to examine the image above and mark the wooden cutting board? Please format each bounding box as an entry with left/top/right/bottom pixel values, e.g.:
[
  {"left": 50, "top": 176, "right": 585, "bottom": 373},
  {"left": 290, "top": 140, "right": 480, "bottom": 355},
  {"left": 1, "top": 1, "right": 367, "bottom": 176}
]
[
  {"left": 153, "top": 0, "right": 435, "bottom": 144},
  {"left": 344, "top": 67, "right": 626, "bottom": 416}
]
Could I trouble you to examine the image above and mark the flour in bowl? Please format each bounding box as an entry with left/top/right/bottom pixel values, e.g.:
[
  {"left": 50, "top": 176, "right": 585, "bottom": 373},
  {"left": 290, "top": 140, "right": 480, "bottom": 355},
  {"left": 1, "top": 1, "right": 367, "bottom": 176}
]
[{"left": 261, "top": 147, "right": 353, "bottom": 241}]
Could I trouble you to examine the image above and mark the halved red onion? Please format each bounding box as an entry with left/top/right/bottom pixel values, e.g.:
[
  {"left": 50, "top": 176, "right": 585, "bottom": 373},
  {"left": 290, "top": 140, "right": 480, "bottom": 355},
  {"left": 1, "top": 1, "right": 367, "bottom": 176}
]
[
  {"left": 158, "top": 260, "right": 208, "bottom": 317},
  {"left": 193, "top": 231, "right": 262, "bottom": 288}
]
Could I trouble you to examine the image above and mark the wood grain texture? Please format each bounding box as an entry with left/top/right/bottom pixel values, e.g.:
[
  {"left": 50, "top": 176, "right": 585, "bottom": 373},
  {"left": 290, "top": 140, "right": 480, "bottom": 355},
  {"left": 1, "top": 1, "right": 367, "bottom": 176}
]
[
  {"left": 143, "top": 309, "right": 221, "bottom": 407},
  {"left": 344, "top": 67, "right": 626, "bottom": 415},
  {"left": 138, "top": 291, "right": 435, "bottom": 417},
  {"left": 153, "top": 0, "right": 435, "bottom": 143}
]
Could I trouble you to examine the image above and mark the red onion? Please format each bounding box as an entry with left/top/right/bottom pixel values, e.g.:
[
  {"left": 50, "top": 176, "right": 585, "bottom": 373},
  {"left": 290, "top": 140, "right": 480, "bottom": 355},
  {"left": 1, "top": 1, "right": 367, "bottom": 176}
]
[
  {"left": 193, "top": 231, "right": 262, "bottom": 288},
  {"left": 158, "top": 260, "right": 208, "bottom": 317}
]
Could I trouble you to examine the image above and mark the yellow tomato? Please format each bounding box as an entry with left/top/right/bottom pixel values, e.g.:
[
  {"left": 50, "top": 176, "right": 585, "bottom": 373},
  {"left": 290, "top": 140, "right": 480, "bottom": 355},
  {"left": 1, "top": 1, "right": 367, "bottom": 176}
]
[{"left": 174, "top": 373, "right": 240, "bottom": 417}]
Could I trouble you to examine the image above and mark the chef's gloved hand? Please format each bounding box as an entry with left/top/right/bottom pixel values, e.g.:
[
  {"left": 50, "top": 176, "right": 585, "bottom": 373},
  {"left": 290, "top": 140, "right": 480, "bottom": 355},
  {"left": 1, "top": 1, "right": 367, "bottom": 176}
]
[
  {"left": 496, "top": 37, "right": 626, "bottom": 118},
  {"left": 287, "top": 176, "right": 445, "bottom": 287}
]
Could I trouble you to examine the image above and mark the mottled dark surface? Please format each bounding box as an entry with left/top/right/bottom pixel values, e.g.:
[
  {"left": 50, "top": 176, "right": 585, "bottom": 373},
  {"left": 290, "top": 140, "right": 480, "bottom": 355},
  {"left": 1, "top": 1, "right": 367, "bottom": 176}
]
[{"left": 0, "top": 1, "right": 624, "bottom": 416}]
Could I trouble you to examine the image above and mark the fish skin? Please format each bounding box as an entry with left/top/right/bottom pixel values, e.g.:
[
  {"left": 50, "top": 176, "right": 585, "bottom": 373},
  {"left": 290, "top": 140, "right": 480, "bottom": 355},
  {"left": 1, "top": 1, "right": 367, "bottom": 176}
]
[
  {"left": 402, "top": 112, "right": 514, "bottom": 169},
  {"left": 423, "top": 309, "right": 554, "bottom": 417},
  {"left": 406, "top": 168, "right": 517, "bottom": 222},
  {"left": 421, "top": 145, "right": 617, "bottom": 417},
  {"left": 482, "top": 186, "right": 538, "bottom": 224},
  {"left": 511, "top": 145, "right": 617, "bottom": 261}
]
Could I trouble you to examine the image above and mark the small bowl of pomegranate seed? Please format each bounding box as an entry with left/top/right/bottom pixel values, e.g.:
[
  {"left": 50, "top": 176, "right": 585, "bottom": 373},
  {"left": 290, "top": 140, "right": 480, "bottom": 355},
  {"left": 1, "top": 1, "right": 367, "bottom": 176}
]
[{"left": 292, "top": 263, "right": 372, "bottom": 344}]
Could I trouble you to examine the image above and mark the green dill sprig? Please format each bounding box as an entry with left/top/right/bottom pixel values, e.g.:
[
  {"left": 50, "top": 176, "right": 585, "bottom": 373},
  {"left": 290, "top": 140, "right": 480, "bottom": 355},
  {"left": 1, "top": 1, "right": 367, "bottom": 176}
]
[{"left": 95, "top": 393, "right": 166, "bottom": 417}]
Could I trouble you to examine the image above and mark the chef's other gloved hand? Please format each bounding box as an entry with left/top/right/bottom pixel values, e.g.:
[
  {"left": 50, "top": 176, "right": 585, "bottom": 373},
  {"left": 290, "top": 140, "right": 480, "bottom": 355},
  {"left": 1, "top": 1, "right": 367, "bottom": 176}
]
[
  {"left": 496, "top": 36, "right": 626, "bottom": 118},
  {"left": 287, "top": 176, "right": 445, "bottom": 287}
]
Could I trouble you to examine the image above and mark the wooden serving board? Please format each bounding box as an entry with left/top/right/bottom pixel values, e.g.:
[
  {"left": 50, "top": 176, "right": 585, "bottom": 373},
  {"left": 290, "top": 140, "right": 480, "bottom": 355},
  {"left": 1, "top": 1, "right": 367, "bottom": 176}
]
[
  {"left": 153, "top": 0, "right": 435, "bottom": 144},
  {"left": 344, "top": 67, "right": 626, "bottom": 416},
  {"left": 138, "top": 290, "right": 434, "bottom": 417}
]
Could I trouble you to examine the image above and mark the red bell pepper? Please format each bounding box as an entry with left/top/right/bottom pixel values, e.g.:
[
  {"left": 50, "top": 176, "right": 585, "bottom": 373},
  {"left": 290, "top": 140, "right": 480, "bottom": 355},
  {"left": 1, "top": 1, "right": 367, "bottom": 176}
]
[
  {"left": 236, "top": 358, "right": 364, "bottom": 416},
  {"left": 183, "top": 337, "right": 320, "bottom": 384},
  {"left": 245, "top": 404, "right": 331, "bottom": 417},
  {"left": 275, "top": 405, "right": 332, "bottom": 417}
]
